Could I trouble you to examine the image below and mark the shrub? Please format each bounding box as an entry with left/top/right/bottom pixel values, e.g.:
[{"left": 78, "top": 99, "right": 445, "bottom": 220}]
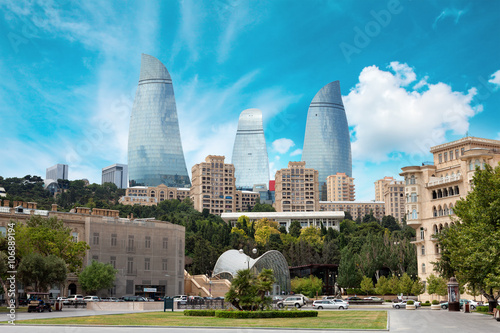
[
  {"left": 184, "top": 310, "right": 216, "bottom": 316},
  {"left": 421, "top": 301, "right": 431, "bottom": 306},
  {"left": 431, "top": 300, "right": 439, "bottom": 305},
  {"left": 476, "top": 306, "right": 489, "bottom": 313},
  {"left": 406, "top": 300, "right": 414, "bottom": 305},
  {"left": 214, "top": 310, "right": 318, "bottom": 319}
]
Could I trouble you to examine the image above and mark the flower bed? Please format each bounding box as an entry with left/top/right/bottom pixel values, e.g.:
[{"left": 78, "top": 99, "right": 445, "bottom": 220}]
[{"left": 183, "top": 309, "right": 318, "bottom": 318}]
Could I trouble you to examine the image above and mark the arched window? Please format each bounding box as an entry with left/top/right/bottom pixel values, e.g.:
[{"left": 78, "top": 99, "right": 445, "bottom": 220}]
[
  {"left": 422, "top": 263, "right": 426, "bottom": 273},
  {"left": 449, "top": 187, "right": 454, "bottom": 196},
  {"left": 421, "top": 245, "right": 425, "bottom": 255},
  {"left": 433, "top": 206, "right": 438, "bottom": 217},
  {"left": 433, "top": 224, "right": 438, "bottom": 234},
  {"left": 410, "top": 175, "right": 415, "bottom": 185},
  {"left": 443, "top": 204, "right": 448, "bottom": 215},
  {"left": 150, "top": 191, "right": 155, "bottom": 198},
  {"left": 475, "top": 159, "right": 480, "bottom": 169},
  {"left": 412, "top": 209, "right": 418, "bottom": 220},
  {"left": 455, "top": 186, "right": 460, "bottom": 195},
  {"left": 443, "top": 188, "right": 448, "bottom": 197},
  {"left": 435, "top": 244, "right": 440, "bottom": 254},
  {"left": 432, "top": 190, "right": 437, "bottom": 199},
  {"left": 469, "top": 160, "right": 473, "bottom": 171},
  {"left": 482, "top": 159, "right": 487, "bottom": 169},
  {"left": 438, "top": 205, "right": 443, "bottom": 216},
  {"left": 420, "top": 227, "right": 424, "bottom": 240},
  {"left": 437, "top": 189, "right": 442, "bottom": 198},
  {"left": 445, "top": 222, "right": 449, "bottom": 228},
  {"left": 449, "top": 204, "right": 454, "bottom": 215}
]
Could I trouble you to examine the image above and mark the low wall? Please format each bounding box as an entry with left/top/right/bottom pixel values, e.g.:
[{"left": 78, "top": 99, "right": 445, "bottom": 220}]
[{"left": 87, "top": 302, "right": 164, "bottom": 311}]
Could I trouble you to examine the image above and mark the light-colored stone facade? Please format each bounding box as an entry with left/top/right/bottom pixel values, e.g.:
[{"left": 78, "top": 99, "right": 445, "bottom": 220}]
[
  {"left": 190, "top": 155, "right": 259, "bottom": 215},
  {"left": 374, "top": 176, "right": 405, "bottom": 221},
  {"left": 326, "top": 172, "right": 355, "bottom": 201},
  {"left": 0, "top": 201, "right": 185, "bottom": 299},
  {"left": 319, "top": 201, "right": 385, "bottom": 221},
  {"left": 119, "top": 185, "right": 190, "bottom": 206},
  {"left": 273, "top": 161, "right": 319, "bottom": 212},
  {"left": 399, "top": 136, "right": 500, "bottom": 301}
]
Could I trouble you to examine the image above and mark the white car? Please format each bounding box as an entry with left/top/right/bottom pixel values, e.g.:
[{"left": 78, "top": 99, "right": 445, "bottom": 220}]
[
  {"left": 83, "top": 296, "right": 100, "bottom": 302},
  {"left": 67, "top": 294, "right": 84, "bottom": 304},
  {"left": 392, "top": 300, "right": 421, "bottom": 309},
  {"left": 313, "top": 299, "right": 349, "bottom": 310},
  {"left": 277, "top": 296, "right": 307, "bottom": 308}
]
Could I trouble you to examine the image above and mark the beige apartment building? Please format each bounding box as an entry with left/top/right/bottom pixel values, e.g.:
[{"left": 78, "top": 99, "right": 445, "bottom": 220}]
[
  {"left": 319, "top": 201, "right": 385, "bottom": 221},
  {"left": 0, "top": 200, "right": 185, "bottom": 299},
  {"left": 374, "top": 176, "right": 405, "bottom": 221},
  {"left": 119, "top": 185, "right": 190, "bottom": 206},
  {"left": 326, "top": 172, "right": 355, "bottom": 201},
  {"left": 400, "top": 136, "right": 500, "bottom": 301},
  {"left": 273, "top": 161, "right": 319, "bottom": 212},
  {"left": 190, "top": 155, "right": 259, "bottom": 215}
]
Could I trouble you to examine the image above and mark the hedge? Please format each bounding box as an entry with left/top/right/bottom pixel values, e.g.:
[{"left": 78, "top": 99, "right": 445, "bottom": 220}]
[
  {"left": 214, "top": 310, "right": 318, "bottom": 319},
  {"left": 431, "top": 300, "right": 439, "bottom": 305},
  {"left": 184, "top": 310, "right": 216, "bottom": 316},
  {"left": 476, "top": 305, "right": 500, "bottom": 313}
]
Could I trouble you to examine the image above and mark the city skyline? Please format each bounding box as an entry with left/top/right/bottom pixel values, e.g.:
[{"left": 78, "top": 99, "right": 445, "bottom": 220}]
[{"left": 1, "top": 1, "right": 499, "bottom": 201}]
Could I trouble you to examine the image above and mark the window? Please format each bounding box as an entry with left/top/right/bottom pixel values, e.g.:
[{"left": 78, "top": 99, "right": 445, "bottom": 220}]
[
  {"left": 421, "top": 245, "right": 425, "bottom": 255},
  {"left": 128, "top": 235, "right": 134, "bottom": 251},
  {"left": 412, "top": 209, "right": 418, "bottom": 220},
  {"left": 145, "top": 236, "right": 151, "bottom": 249},
  {"left": 92, "top": 255, "right": 98, "bottom": 261},
  {"left": 444, "top": 152, "right": 447, "bottom": 162},
  {"left": 72, "top": 232, "right": 78, "bottom": 242},
  {"left": 455, "top": 149, "right": 459, "bottom": 158},
  {"left": 162, "top": 259, "right": 168, "bottom": 271},
  {"left": 144, "top": 258, "right": 151, "bottom": 271},
  {"left": 420, "top": 227, "right": 424, "bottom": 240},
  {"left": 450, "top": 150, "right": 453, "bottom": 160},
  {"left": 163, "top": 237, "right": 168, "bottom": 250},
  {"left": 111, "top": 234, "right": 117, "bottom": 247},
  {"left": 127, "top": 257, "right": 134, "bottom": 274},
  {"left": 410, "top": 175, "right": 415, "bottom": 185},
  {"left": 411, "top": 193, "right": 417, "bottom": 202},
  {"left": 438, "top": 154, "right": 442, "bottom": 163},
  {"left": 110, "top": 256, "right": 116, "bottom": 268},
  {"left": 422, "top": 263, "right": 426, "bottom": 273},
  {"left": 93, "top": 232, "right": 99, "bottom": 245}
]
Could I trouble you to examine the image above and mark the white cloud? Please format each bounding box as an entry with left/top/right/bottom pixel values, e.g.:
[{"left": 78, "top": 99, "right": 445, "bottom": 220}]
[
  {"left": 272, "top": 138, "right": 295, "bottom": 154},
  {"left": 433, "top": 7, "right": 468, "bottom": 29},
  {"left": 488, "top": 69, "right": 500, "bottom": 89},
  {"left": 290, "top": 149, "right": 302, "bottom": 157},
  {"left": 344, "top": 62, "right": 481, "bottom": 163}
]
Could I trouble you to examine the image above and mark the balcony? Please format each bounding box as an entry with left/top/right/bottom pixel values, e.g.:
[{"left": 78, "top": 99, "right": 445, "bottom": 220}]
[
  {"left": 426, "top": 174, "right": 462, "bottom": 188},
  {"left": 406, "top": 219, "right": 421, "bottom": 227}
]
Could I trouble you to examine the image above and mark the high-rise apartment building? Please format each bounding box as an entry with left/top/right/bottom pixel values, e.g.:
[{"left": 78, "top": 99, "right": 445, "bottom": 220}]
[
  {"left": 400, "top": 136, "right": 500, "bottom": 301},
  {"left": 274, "top": 161, "right": 319, "bottom": 212},
  {"left": 232, "top": 109, "right": 270, "bottom": 190},
  {"left": 302, "top": 81, "right": 352, "bottom": 200},
  {"left": 190, "top": 155, "right": 259, "bottom": 215},
  {"left": 102, "top": 164, "right": 128, "bottom": 189},
  {"left": 128, "top": 54, "right": 190, "bottom": 188},
  {"left": 119, "top": 185, "right": 190, "bottom": 206},
  {"left": 46, "top": 164, "right": 68, "bottom": 181},
  {"left": 374, "top": 176, "right": 405, "bottom": 221},
  {"left": 326, "top": 173, "right": 355, "bottom": 201},
  {"left": 319, "top": 201, "right": 385, "bottom": 221}
]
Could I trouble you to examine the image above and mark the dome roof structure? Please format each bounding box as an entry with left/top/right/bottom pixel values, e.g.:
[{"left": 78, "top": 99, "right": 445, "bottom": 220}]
[{"left": 212, "top": 249, "right": 291, "bottom": 294}]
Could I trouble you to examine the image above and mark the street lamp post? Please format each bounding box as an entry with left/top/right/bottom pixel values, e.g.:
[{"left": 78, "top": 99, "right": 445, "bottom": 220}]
[
  {"left": 209, "top": 280, "right": 212, "bottom": 297},
  {"left": 239, "top": 248, "right": 257, "bottom": 269}
]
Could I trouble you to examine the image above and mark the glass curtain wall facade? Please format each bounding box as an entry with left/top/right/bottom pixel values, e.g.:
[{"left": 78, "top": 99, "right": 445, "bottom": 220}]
[
  {"left": 302, "top": 81, "right": 352, "bottom": 200},
  {"left": 128, "top": 54, "right": 191, "bottom": 188},
  {"left": 231, "top": 109, "right": 270, "bottom": 189}
]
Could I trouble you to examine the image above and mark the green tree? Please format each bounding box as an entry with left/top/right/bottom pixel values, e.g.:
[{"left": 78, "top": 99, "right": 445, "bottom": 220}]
[
  {"left": 337, "top": 247, "right": 361, "bottom": 289},
  {"left": 291, "top": 275, "right": 323, "bottom": 298},
  {"left": 289, "top": 220, "right": 301, "bottom": 238},
  {"left": 388, "top": 275, "right": 400, "bottom": 295},
  {"left": 399, "top": 273, "right": 413, "bottom": 297},
  {"left": 78, "top": 260, "right": 117, "bottom": 294},
  {"left": 426, "top": 274, "right": 447, "bottom": 298},
  {"left": 374, "top": 276, "right": 391, "bottom": 295},
  {"left": 411, "top": 278, "right": 425, "bottom": 296},
  {"left": 225, "top": 268, "right": 275, "bottom": 311},
  {"left": 435, "top": 164, "right": 500, "bottom": 311},
  {"left": 17, "top": 253, "right": 67, "bottom": 292},
  {"left": 360, "top": 276, "right": 374, "bottom": 295}
]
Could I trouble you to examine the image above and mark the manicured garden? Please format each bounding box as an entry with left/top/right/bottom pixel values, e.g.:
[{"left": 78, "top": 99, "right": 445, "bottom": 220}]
[{"left": 13, "top": 310, "right": 388, "bottom": 329}]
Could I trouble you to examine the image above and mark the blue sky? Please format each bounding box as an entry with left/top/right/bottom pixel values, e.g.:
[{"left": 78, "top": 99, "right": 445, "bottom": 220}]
[{"left": 1, "top": 0, "right": 499, "bottom": 201}]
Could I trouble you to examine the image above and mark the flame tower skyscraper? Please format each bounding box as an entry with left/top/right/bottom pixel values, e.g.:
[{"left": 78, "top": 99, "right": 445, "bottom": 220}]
[
  {"left": 301, "top": 81, "right": 352, "bottom": 200},
  {"left": 231, "top": 108, "right": 270, "bottom": 189},
  {"left": 128, "top": 54, "right": 191, "bottom": 188}
]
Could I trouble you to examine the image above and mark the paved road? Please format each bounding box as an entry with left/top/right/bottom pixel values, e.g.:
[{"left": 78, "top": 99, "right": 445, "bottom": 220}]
[{"left": 1, "top": 307, "right": 499, "bottom": 332}]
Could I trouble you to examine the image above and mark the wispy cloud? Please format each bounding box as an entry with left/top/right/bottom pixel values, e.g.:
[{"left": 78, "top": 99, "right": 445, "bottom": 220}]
[
  {"left": 433, "top": 7, "right": 468, "bottom": 29},
  {"left": 271, "top": 138, "right": 295, "bottom": 154},
  {"left": 488, "top": 69, "right": 500, "bottom": 89}
]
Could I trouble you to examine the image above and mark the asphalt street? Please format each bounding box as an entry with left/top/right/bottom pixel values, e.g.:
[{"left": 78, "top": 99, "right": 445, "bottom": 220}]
[{"left": 1, "top": 306, "right": 499, "bottom": 333}]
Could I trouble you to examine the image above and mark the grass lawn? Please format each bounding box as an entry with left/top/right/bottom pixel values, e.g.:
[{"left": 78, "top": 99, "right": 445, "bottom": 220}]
[
  {"left": 0, "top": 307, "right": 28, "bottom": 313},
  {"left": 10, "top": 310, "right": 387, "bottom": 329}
]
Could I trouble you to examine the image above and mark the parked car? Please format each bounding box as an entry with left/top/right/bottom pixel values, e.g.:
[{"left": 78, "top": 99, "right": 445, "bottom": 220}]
[
  {"left": 57, "top": 297, "right": 70, "bottom": 305},
  {"left": 67, "top": 294, "right": 84, "bottom": 304},
  {"left": 173, "top": 295, "right": 187, "bottom": 305},
  {"left": 120, "top": 295, "right": 147, "bottom": 302},
  {"left": 277, "top": 296, "right": 307, "bottom": 308},
  {"left": 312, "top": 299, "right": 349, "bottom": 310},
  {"left": 347, "top": 296, "right": 362, "bottom": 301},
  {"left": 364, "top": 296, "right": 383, "bottom": 301},
  {"left": 441, "top": 299, "right": 475, "bottom": 309},
  {"left": 322, "top": 296, "right": 342, "bottom": 300},
  {"left": 84, "top": 296, "right": 100, "bottom": 302},
  {"left": 101, "top": 297, "right": 119, "bottom": 302},
  {"left": 392, "top": 300, "right": 421, "bottom": 309}
]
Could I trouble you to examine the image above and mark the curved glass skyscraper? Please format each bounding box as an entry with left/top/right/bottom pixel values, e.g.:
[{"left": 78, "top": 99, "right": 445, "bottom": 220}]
[
  {"left": 128, "top": 54, "right": 191, "bottom": 188},
  {"left": 231, "top": 108, "right": 270, "bottom": 189},
  {"left": 301, "top": 81, "right": 352, "bottom": 200}
]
